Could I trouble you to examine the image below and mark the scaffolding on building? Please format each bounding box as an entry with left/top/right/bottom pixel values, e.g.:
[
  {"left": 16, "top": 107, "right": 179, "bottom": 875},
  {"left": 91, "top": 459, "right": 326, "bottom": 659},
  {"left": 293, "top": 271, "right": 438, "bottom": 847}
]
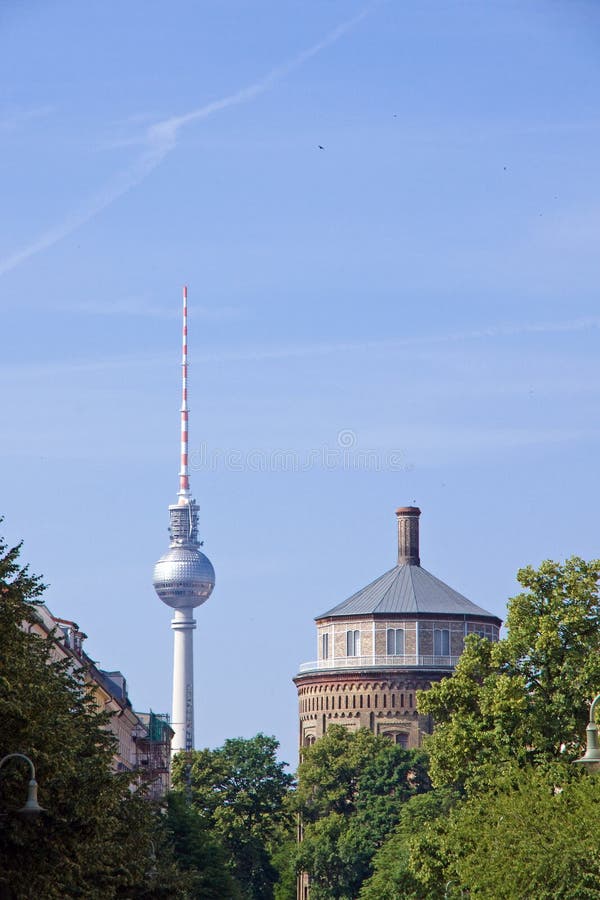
[{"left": 134, "top": 711, "right": 174, "bottom": 799}]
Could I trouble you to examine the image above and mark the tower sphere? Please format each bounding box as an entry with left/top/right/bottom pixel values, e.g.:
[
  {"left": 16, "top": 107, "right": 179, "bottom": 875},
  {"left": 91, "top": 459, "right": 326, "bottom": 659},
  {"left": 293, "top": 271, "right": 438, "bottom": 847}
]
[
  {"left": 152, "top": 285, "right": 215, "bottom": 754},
  {"left": 153, "top": 545, "right": 215, "bottom": 610}
]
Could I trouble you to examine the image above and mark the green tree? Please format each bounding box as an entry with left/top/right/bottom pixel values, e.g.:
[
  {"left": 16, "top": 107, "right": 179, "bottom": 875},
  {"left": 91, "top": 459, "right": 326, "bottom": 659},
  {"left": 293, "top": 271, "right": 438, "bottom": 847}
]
[
  {"left": 445, "top": 764, "right": 600, "bottom": 899},
  {"left": 271, "top": 833, "right": 301, "bottom": 900},
  {"left": 164, "top": 792, "right": 241, "bottom": 898},
  {"left": 0, "top": 530, "right": 188, "bottom": 898},
  {"left": 172, "top": 733, "right": 294, "bottom": 899},
  {"left": 419, "top": 557, "right": 600, "bottom": 789},
  {"left": 359, "top": 789, "right": 457, "bottom": 900},
  {"left": 295, "top": 726, "right": 431, "bottom": 900}
]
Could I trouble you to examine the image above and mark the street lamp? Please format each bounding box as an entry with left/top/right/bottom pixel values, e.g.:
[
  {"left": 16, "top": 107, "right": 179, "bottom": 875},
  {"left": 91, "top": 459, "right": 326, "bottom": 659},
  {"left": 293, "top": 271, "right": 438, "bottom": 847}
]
[
  {"left": 444, "top": 880, "right": 464, "bottom": 899},
  {"left": 0, "top": 753, "right": 45, "bottom": 817},
  {"left": 574, "top": 694, "right": 600, "bottom": 773}
]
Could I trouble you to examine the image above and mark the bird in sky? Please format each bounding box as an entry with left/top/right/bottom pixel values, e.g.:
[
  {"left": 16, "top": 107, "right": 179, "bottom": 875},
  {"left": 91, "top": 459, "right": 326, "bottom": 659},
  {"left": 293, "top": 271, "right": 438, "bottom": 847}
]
[{"left": 318, "top": 144, "right": 325, "bottom": 150}]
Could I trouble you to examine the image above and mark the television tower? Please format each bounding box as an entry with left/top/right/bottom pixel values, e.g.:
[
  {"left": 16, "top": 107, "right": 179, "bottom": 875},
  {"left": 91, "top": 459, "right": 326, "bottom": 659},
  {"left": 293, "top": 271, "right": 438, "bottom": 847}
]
[{"left": 152, "top": 286, "right": 215, "bottom": 754}]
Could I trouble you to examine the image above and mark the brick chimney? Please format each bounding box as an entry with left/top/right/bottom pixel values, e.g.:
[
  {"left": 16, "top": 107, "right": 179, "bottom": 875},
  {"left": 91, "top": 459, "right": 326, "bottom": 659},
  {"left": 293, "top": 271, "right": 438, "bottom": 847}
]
[{"left": 396, "top": 506, "right": 421, "bottom": 566}]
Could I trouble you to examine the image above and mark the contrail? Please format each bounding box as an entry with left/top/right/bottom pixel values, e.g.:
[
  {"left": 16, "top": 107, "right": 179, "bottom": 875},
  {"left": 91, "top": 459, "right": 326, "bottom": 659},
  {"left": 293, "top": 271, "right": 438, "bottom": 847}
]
[
  {"left": 1, "top": 314, "right": 597, "bottom": 375},
  {"left": 196, "top": 315, "right": 600, "bottom": 361},
  {"left": 0, "top": 4, "right": 376, "bottom": 278}
]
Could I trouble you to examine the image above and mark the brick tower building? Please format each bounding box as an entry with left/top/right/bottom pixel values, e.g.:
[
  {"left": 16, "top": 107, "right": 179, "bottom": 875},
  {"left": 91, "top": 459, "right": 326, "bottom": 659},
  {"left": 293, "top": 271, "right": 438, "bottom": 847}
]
[{"left": 294, "top": 507, "right": 501, "bottom": 750}]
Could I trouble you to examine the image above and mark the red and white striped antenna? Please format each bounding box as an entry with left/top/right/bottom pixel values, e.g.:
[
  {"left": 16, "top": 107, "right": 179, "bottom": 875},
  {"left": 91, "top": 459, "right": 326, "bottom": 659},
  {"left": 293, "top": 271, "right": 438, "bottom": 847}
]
[{"left": 178, "top": 285, "right": 191, "bottom": 502}]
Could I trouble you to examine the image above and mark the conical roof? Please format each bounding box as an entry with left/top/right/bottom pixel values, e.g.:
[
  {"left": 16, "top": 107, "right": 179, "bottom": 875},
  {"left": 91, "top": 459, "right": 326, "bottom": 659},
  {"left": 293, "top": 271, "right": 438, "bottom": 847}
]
[{"left": 317, "top": 562, "right": 498, "bottom": 621}]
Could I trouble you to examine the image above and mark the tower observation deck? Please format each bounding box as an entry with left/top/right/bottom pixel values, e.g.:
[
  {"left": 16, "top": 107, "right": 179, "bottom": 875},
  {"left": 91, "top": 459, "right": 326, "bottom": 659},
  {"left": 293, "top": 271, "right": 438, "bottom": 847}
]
[{"left": 152, "top": 286, "right": 215, "bottom": 754}]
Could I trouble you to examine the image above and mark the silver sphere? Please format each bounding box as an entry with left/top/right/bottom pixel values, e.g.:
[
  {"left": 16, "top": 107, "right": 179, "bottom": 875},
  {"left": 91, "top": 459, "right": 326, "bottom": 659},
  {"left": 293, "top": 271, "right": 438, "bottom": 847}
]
[{"left": 153, "top": 546, "right": 215, "bottom": 609}]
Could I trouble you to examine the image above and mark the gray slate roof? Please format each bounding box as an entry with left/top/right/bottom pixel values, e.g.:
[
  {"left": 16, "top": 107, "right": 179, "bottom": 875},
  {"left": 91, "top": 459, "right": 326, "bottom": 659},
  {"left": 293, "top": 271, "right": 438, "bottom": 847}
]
[{"left": 317, "top": 564, "right": 498, "bottom": 621}]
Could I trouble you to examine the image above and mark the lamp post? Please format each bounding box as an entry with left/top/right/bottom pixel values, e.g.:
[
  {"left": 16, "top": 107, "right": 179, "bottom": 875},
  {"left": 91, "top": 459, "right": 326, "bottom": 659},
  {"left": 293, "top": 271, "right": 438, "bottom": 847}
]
[
  {"left": 444, "top": 880, "right": 464, "bottom": 899},
  {"left": 0, "top": 753, "right": 45, "bottom": 817},
  {"left": 574, "top": 694, "right": 600, "bottom": 773}
]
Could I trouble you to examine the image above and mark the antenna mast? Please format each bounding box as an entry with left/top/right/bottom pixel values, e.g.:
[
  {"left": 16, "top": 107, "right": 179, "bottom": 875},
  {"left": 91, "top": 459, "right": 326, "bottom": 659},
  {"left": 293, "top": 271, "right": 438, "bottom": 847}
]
[{"left": 178, "top": 285, "right": 190, "bottom": 503}]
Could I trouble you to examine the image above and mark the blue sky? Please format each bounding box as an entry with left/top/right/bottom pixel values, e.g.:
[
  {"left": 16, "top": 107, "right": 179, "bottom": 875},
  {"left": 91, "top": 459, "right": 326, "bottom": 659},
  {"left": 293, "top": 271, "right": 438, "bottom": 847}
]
[{"left": 2, "top": 0, "right": 600, "bottom": 768}]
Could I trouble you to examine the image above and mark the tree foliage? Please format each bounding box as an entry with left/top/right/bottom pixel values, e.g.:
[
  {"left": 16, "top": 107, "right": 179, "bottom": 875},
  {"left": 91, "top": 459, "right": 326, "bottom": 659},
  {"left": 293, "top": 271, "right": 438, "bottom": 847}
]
[
  {"left": 359, "top": 789, "right": 458, "bottom": 900},
  {"left": 359, "top": 558, "right": 600, "bottom": 897},
  {"left": 172, "top": 733, "right": 294, "bottom": 899},
  {"left": 441, "top": 764, "right": 600, "bottom": 899},
  {"left": 164, "top": 792, "right": 241, "bottom": 898},
  {"left": 271, "top": 833, "right": 299, "bottom": 900},
  {"left": 0, "top": 530, "right": 188, "bottom": 898},
  {"left": 419, "top": 557, "right": 600, "bottom": 789},
  {"left": 295, "top": 726, "right": 431, "bottom": 899}
]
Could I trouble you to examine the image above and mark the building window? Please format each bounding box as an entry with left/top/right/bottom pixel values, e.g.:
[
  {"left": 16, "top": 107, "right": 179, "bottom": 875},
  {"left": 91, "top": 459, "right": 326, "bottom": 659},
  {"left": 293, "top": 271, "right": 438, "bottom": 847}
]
[
  {"left": 386, "top": 628, "right": 405, "bottom": 656},
  {"left": 346, "top": 629, "right": 360, "bottom": 657},
  {"left": 395, "top": 733, "right": 408, "bottom": 748},
  {"left": 434, "top": 628, "right": 450, "bottom": 656},
  {"left": 322, "top": 633, "right": 329, "bottom": 659}
]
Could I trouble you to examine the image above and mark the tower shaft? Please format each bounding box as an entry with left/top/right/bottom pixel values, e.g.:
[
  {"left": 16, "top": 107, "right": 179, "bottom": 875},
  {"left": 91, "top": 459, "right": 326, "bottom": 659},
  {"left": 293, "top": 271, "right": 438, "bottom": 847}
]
[{"left": 171, "top": 608, "right": 196, "bottom": 752}]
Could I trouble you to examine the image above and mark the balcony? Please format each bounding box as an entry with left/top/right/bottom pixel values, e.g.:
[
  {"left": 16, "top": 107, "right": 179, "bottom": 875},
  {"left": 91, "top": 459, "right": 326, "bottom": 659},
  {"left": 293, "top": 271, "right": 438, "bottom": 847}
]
[{"left": 297, "top": 654, "right": 459, "bottom": 674}]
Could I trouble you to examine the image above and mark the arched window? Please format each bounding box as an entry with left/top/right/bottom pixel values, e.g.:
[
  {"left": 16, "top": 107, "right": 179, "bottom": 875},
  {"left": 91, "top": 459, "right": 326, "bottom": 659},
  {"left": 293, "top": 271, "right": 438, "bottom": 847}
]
[
  {"left": 382, "top": 732, "right": 409, "bottom": 748},
  {"left": 346, "top": 629, "right": 360, "bottom": 657},
  {"left": 386, "top": 628, "right": 405, "bottom": 656}
]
